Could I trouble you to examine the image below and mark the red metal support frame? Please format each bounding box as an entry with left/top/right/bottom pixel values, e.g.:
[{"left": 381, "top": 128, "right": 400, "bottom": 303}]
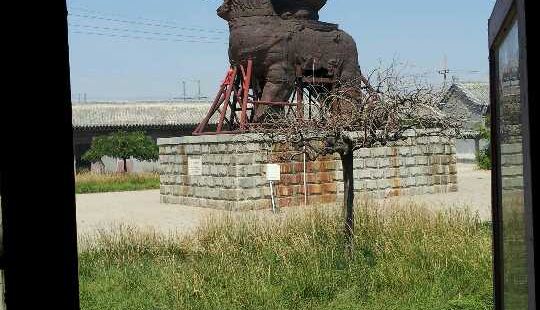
[
  {"left": 216, "top": 67, "right": 238, "bottom": 132},
  {"left": 193, "top": 68, "right": 235, "bottom": 135},
  {"left": 240, "top": 59, "right": 253, "bottom": 130},
  {"left": 193, "top": 58, "right": 379, "bottom": 136}
]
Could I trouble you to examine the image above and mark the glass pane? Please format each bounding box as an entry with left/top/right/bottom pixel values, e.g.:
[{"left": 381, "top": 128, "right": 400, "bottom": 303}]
[{"left": 496, "top": 18, "right": 529, "bottom": 309}]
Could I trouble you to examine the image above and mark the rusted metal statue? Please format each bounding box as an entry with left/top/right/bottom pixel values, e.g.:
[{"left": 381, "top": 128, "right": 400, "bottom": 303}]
[{"left": 194, "top": 0, "right": 366, "bottom": 135}]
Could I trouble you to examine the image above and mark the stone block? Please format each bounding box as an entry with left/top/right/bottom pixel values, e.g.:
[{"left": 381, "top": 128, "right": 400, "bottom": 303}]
[
  {"left": 238, "top": 177, "right": 264, "bottom": 189},
  {"left": 399, "top": 147, "right": 410, "bottom": 156},
  {"left": 377, "top": 179, "right": 391, "bottom": 189},
  {"left": 356, "top": 148, "right": 370, "bottom": 158},
  {"left": 502, "top": 176, "right": 524, "bottom": 189},
  {"left": 399, "top": 167, "right": 411, "bottom": 178},
  {"left": 365, "top": 158, "right": 378, "bottom": 168},
  {"left": 353, "top": 159, "right": 365, "bottom": 169},
  {"left": 226, "top": 166, "right": 237, "bottom": 177},
  {"left": 379, "top": 157, "right": 391, "bottom": 168},
  {"left": 371, "top": 147, "right": 387, "bottom": 158},
  {"left": 501, "top": 143, "right": 522, "bottom": 155},
  {"left": 384, "top": 168, "right": 399, "bottom": 178},
  {"left": 236, "top": 154, "right": 255, "bottom": 165},
  {"left": 416, "top": 175, "right": 428, "bottom": 186},
  {"left": 244, "top": 143, "right": 262, "bottom": 152},
  {"left": 410, "top": 146, "right": 423, "bottom": 156},
  {"left": 501, "top": 166, "right": 524, "bottom": 177},
  {"left": 160, "top": 195, "right": 168, "bottom": 203},
  {"left": 501, "top": 154, "right": 523, "bottom": 166},
  {"left": 219, "top": 189, "right": 238, "bottom": 201},
  {"left": 356, "top": 168, "right": 372, "bottom": 179},
  {"left": 366, "top": 180, "right": 378, "bottom": 190},
  {"left": 409, "top": 166, "right": 423, "bottom": 177}
]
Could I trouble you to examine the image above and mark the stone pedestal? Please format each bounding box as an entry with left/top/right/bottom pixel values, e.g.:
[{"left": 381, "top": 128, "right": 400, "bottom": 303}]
[{"left": 158, "top": 132, "right": 458, "bottom": 211}]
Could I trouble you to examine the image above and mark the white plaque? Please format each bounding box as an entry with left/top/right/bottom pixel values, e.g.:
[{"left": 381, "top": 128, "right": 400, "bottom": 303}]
[
  {"left": 188, "top": 157, "right": 203, "bottom": 176},
  {"left": 266, "top": 164, "right": 281, "bottom": 181}
]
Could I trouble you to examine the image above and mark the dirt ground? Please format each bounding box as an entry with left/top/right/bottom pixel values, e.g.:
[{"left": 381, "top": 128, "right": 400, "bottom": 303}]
[{"left": 76, "top": 163, "right": 491, "bottom": 236}]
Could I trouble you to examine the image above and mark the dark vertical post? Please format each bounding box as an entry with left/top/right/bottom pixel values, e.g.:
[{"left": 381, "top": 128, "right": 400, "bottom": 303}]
[
  {"left": 197, "top": 80, "right": 201, "bottom": 101},
  {"left": 296, "top": 65, "right": 304, "bottom": 121},
  {"left": 1, "top": 1, "right": 80, "bottom": 308},
  {"left": 341, "top": 149, "right": 354, "bottom": 257},
  {"left": 489, "top": 41, "right": 503, "bottom": 310},
  {"left": 183, "top": 81, "right": 186, "bottom": 101}
]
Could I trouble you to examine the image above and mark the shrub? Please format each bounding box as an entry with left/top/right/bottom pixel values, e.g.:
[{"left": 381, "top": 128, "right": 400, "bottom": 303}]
[
  {"left": 474, "top": 121, "right": 491, "bottom": 170},
  {"left": 476, "top": 147, "right": 491, "bottom": 170},
  {"left": 83, "top": 130, "right": 158, "bottom": 173}
]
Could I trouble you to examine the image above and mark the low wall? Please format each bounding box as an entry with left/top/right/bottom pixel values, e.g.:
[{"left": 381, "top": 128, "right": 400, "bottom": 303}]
[
  {"left": 158, "top": 132, "right": 458, "bottom": 211},
  {"left": 90, "top": 157, "right": 159, "bottom": 173}
]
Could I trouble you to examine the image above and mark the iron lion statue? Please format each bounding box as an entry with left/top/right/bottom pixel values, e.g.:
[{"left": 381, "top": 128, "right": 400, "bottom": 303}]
[{"left": 217, "top": 0, "right": 363, "bottom": 121}]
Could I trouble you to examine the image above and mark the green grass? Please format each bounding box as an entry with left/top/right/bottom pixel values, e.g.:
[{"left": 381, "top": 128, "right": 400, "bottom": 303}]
[
  {"left": 78, "top": 202, "right": 493, "bottom": 310},
  {"left": 75, "top": 172, "right": 160, "bottom": 194}
]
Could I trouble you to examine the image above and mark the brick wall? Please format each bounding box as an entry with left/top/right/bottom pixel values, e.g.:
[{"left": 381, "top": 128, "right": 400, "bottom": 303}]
[{"left": 158, "top": 131, "right": 458, "bottom": 211}]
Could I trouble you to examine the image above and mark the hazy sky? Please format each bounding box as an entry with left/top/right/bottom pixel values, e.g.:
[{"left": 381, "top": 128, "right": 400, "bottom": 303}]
[{"left": 67, "top": 0, "right": 496, "bottom": 102}]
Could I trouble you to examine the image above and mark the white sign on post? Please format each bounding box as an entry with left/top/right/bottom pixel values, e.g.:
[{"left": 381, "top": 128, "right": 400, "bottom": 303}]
[
  {"left": 188, "top": 157, "right": 203, "bottom": 176},
  {"left": 266, "top": 164, "right": 281, "bottom": 213},
  {"left": 266, "top": 164, "right": 281, "bottom": 181}
]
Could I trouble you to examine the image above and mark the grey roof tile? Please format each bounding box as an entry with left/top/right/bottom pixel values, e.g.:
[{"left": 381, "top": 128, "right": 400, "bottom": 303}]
[
  {"left": 453, "top": 82, "right": 490, "bottom": 107},
  {"left": 72, "top": 102, "right": 216, "bottom": 128}
]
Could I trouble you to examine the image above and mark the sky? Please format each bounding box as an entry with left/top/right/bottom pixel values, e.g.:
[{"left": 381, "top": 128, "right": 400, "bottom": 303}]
[{"left": 67, "top": 0, "right": 496, "bottom": 102}]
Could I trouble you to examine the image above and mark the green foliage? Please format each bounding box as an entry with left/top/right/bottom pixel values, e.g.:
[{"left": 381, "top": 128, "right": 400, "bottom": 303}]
[
  {"left": 78, "top": 203, "right": 493, "bottom": 310},
  {"left": 475, "top": 148, "right": 491, "bottom": 170},
  {"left": 75, "top": 173, "right": 159, "bottom": 194},
  {"left": 474, "top": 120, "right": 491, "bottom": 170},
  {"left": 82, "top": 130, "right": 158, "bottom": 164}
]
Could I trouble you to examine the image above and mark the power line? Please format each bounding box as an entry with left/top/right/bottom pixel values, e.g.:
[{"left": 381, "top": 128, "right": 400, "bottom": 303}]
[
  {"left": 68, "top": 4, "right": 227, "bottom": 34},
  {"left": 68, "top": 12, "right": 227, "bottom": 34},
  {"left": 69, "top": 23, "right": 226, "bottom": 42},
  {"left": 437, "top": 55, "right": 482, "bottom": 87},
  {"left": 70, "top": 30, "right": 228, "bottom": 44}
]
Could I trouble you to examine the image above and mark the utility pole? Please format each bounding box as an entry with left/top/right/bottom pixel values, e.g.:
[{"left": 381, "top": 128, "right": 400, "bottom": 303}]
[
  {"left": 438, "top": 54, "right": 480, "bottom": 88},
  {"left": 437, "top": 54, "right": 450, "bottom": 89},
  {"left": 182, "top": 81, "right": 186, "bottom": 101},
  {"left": 197, "top": 80, "right": 201, "bottom": 101}
]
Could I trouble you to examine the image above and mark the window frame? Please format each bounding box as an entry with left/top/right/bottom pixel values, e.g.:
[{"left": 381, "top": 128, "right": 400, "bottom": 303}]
[{"left": 489, "top": 0, "right": 536, "bottom": 309}]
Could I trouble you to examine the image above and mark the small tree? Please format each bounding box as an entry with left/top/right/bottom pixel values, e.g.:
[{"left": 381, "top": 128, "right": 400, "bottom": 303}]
[
  {"left": 255, "top": 61, "right": 460, "bottom": 255},
  {"left": 82, "top": 130, "right": 159, "bottom": 173},
  {"left": 474, "top": 115, "right": 491, "bottom": 170}
]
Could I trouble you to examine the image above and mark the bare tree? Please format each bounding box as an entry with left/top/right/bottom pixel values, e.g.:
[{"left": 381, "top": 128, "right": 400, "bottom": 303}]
[{"left": 252, "top": 61, "right": 460, "bottom": 256}]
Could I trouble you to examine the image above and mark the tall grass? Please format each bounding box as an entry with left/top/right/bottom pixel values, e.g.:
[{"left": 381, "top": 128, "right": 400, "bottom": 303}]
[
  {"left": 75, "top": 172, "right": 159, "bottom": 194},
  {"left": 78, "top": 202, "right": 493, "bottom": 310}
]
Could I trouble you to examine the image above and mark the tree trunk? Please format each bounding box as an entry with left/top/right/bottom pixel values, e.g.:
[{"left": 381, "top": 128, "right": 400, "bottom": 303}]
[
  {"left": 123, "top": 158, "right": 128, "bottom": 173},
  {"left": 341, "top": 150, "right": 355, "bottom": 257}
]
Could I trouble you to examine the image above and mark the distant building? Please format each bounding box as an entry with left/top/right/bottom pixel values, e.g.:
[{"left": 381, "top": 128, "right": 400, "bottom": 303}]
[
  {"left": 72, "top": 102, "right": 213, "bottom": 172},
  {"left": 440, "top": 82, "right": 490, "bottom": 162}
]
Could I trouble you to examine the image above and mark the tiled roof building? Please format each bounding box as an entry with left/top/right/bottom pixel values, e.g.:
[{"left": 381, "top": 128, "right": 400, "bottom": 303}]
[
  {"left": 72, "top": 101, "right": 214, "bottom": 171},
  {"left": 440, "top": 82, "right": 490, "bottom": 162},
  {"left": 440, "top": 82, "right": 490, "bottom": 131},
  {"left": 72, "top": 102, "right": 213, "bottom": 129}
]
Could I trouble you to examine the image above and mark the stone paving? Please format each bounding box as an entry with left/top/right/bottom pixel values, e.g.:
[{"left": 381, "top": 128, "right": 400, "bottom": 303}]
[{"left": 76, "top": 163, "right": 491, "bottom": 237}]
